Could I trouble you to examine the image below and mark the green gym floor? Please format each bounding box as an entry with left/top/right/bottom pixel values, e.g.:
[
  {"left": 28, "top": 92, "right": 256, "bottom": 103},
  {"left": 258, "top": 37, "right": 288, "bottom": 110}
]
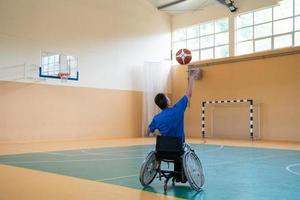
[{"left": 0, "top": 143, "right": 300, "bottom": 200}]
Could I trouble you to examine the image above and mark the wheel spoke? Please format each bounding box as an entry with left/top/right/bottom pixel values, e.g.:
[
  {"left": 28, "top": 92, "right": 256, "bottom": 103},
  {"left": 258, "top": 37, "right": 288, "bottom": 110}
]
[
  {"left": 183, "top": 151, "right": 205, "bottom": 191},
  {"left": 140, "top": 151, "right": 158, "bottom": 185}
]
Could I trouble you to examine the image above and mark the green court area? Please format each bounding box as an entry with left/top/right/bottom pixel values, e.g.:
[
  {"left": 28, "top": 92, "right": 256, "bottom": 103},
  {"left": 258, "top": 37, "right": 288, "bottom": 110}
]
[{"left": 0, "top": 144, "right": 300, "bottom": 200}]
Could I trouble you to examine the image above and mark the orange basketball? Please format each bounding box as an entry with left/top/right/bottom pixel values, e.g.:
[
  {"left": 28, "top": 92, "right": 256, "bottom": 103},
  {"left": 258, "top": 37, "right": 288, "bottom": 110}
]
[{"left": 176, "top": 48, "right": 192, "bottom": 65}]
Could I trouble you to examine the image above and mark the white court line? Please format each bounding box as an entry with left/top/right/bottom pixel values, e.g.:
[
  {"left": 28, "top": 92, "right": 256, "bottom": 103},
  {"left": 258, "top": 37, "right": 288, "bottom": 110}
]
[
  {"left": 80, "top": 149, "right": 151, "bottom": 156},
  {"left": 286, "top": 163, "right": 300, "bottom": 176},
  {"left": 3, "top": 145, "right": 224, "bottom": 165},
  {"left": 1, "top": 156, "right": 145, "bottom": 164},
  {"left": 81, "top": 148, "right": 153, "bottom": 154},
  {"left": 205, "top": 153, "right": 299, "bottom": 167},
  {"left": 46, "top": 152, "right": 78, "bottom": 157},
  {"left": 45, "top": 144, "right": 222, "bottom": 158},
  {"left": 57, "top": 145, "right": 220, "bottom": 156},
  {"left": 200, "top": 145, "right": 224, "bottom": 153},
  {"left": 96, "top": 174, "right": 138, "bottom": 182},
  {"left": 45, "top": 148, "right": 154, "bottom": 157},
  {"left": 80, "top": 150, "right": 130, "bottom": 157}
]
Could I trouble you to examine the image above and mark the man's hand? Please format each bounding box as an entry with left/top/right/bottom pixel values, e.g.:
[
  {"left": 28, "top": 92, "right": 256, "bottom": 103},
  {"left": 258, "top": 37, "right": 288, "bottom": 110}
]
[
  {"left": 147, "top": 129, "right": 161, "bottom": 137},
  {"left": 146, "top": 128, "right": 152, "bottom": 137},
  {"left": 189, "top": 68, "right": 199, "bottom": 80}
]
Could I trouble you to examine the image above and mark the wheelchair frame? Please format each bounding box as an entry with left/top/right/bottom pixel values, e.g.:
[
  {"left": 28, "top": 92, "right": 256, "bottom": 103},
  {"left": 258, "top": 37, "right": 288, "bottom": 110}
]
[
  {"left": 139, "top": 140, "right": 204, "bottom": 193},
  {"left": 156, "top": 153, "right": 187, "bottom": 192}
]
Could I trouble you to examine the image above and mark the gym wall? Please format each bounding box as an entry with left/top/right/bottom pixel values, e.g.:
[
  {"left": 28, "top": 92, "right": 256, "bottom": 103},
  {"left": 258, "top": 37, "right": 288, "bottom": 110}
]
[
  {"left": 0, "top": 0, "right": 170, "bottom": 142},
  {"left": 170, "top": 0, "right": 299, "bottom": 141},
  {"left": 171, "top": 47, "right": 300, "bottom": 141},
  {"left": 0, "top": 82, "right": 142, "bottom": 142}
]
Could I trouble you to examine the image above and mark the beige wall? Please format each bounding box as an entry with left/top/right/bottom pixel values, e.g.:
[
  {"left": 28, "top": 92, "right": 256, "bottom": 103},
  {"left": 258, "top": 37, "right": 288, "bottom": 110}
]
[
  {"left": 0, "top": 81, "right": 142, "bottom": 142},
  {"left": 0, "top": 0, "right": 171, "bottom": 91},
  {"left": 172, "top": 48, "right": 300, "bottom": 141}
]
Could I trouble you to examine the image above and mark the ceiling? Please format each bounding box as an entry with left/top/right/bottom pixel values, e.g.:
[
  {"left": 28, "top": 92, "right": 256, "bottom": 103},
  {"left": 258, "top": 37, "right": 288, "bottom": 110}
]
[{"left": 147, "top": 0, "right": 220, "bottom": 15}]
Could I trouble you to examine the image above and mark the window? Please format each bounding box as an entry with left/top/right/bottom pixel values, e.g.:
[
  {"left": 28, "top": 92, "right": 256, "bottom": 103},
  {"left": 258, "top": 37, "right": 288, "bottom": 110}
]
[
  {"left": 172, "top": 18, "right": 229, "bottom": 62},
  {"left": 41, "top": 53, "right": 60, "bottom": 76},
  {"left": 40, "top": 52, "right": 79, "bottom": 80},
  {"left": 235, "top": 0, "right": 300, "bottom": 56}
]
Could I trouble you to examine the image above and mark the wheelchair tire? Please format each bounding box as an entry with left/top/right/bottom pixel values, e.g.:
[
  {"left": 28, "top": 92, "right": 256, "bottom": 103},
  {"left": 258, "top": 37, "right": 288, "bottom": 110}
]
[
  {"left": 183, "top": 151, "right": 205, "bottom": 192},
  {"left": 139, "top": 151, "right": 159, "bottom": 187}
]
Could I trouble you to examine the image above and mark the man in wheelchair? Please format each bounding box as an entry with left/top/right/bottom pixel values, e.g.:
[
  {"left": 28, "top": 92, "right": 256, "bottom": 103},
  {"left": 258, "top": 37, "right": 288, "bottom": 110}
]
[{"left": 139, "top": 69, "right": 205, "bottom": 192}]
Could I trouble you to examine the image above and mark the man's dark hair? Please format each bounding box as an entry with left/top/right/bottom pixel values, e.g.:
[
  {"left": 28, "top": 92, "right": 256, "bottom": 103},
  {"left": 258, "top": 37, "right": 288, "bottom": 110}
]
[{"left": 154, "top": 93, "right": 168, "bottom": 110}]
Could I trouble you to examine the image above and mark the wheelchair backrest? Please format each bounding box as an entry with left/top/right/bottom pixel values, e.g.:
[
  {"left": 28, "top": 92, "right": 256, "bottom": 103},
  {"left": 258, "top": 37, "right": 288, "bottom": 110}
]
[{"left": 155, "top": 136, "right": 183, "bottom": 160}]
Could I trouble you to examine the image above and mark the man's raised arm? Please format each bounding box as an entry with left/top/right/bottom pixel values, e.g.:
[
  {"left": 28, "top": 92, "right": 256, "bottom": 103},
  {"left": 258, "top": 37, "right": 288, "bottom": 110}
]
[{"left": 185, "top": 68, "right": 199, "bottom": 99}]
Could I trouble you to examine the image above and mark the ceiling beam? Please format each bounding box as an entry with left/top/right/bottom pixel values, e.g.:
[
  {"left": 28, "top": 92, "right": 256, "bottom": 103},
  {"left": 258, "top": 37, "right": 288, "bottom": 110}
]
[
  {"left": 157, "top": 0, "right": 188, "bottom": 10},
  {"left": 216, "top": 0, "right": 237, "bottom": 12}
]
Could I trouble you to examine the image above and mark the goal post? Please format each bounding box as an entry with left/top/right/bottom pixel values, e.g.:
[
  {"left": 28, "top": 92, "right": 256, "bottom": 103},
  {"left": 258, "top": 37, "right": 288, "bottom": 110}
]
[{"left": 201, "top": 99, "right": 254, "bottom": 140}]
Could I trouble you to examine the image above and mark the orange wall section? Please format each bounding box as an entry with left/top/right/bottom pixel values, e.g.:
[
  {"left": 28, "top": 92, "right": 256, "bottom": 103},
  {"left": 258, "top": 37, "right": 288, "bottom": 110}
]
[
  {"left": 0, "top": 82, "right": 142, "bottom": 142},
  {"left": 172, "top": 48, "right": 300, "bottom": 141}
]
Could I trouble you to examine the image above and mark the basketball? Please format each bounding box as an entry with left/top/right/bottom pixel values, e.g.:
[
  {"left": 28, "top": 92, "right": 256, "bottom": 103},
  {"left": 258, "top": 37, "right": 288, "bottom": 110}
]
[{"left": 176, "top": 48, "right": 192, "bottom": 65}]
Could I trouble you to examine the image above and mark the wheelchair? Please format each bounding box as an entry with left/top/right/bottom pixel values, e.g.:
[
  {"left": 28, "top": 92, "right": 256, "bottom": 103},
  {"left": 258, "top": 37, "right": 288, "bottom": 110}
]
[{"left": 139, "top": 136, "right": 205, "bottom": 193}]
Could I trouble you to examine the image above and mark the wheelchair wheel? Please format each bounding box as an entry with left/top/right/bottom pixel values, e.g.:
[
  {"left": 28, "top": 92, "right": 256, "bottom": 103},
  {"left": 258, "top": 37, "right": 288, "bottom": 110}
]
[
  {"left": 139, "top": 151, "right": 159, "bottom": 187},
  {"left": 183, "top": 151, "right": 205, "bottom": 192}
]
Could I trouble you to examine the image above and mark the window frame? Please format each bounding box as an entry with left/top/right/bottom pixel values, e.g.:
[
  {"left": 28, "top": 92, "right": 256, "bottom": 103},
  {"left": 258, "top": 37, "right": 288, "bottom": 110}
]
[
  {"left": 235, "top": 0, "right": 300, "bottom": 56},
  {"left": 172, "top": 18, "right": 230, "bottom": 63}
]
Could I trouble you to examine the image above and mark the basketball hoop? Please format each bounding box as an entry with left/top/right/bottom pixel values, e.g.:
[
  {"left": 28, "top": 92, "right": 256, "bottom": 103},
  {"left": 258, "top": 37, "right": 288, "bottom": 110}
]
[{"left": 57, "top": 73, "right": 70, "bottom": 82}]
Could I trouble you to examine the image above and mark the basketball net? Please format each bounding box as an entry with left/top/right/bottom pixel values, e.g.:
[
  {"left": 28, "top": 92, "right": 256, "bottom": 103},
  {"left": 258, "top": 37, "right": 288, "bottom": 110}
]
[{"left": 57, "top": 73, "right": 70, "bottom": 82}]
